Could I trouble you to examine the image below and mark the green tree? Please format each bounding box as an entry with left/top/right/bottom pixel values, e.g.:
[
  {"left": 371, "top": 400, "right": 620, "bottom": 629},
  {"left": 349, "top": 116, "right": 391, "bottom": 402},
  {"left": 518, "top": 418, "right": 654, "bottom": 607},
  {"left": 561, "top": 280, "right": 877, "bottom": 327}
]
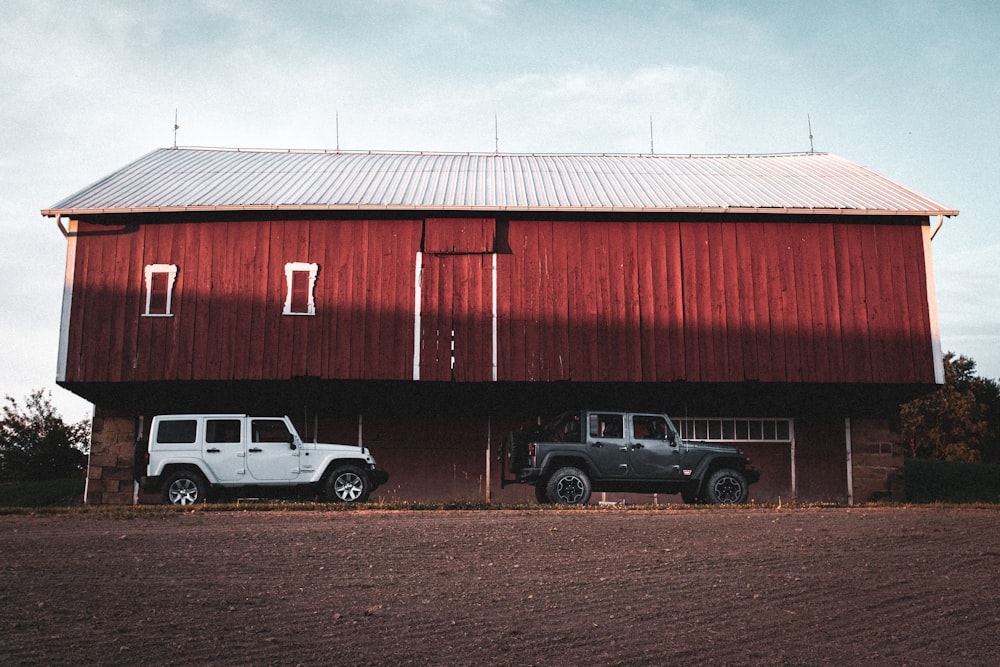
[
  {"left": 900, "top": 353, "right": 1000, "bottom": 461},
  {"left": 0, "top": 390, "right": 89, "bottom": 480}
]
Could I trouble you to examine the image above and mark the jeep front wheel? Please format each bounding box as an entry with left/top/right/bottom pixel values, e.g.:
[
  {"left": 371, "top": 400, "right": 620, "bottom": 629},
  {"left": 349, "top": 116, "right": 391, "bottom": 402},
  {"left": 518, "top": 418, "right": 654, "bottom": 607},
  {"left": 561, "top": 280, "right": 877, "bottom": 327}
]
[
  {"left": 704, "top": 468, "right": 749, "bottom": 504},
  {"left": 546, "top": 467, "right": 592, "bottom": 505},
  {"left": 162, "top": 470, "right": 208, "bottom": 505},
  {"left": 325, "top": 465, "right": 371, "bottom": 503}
]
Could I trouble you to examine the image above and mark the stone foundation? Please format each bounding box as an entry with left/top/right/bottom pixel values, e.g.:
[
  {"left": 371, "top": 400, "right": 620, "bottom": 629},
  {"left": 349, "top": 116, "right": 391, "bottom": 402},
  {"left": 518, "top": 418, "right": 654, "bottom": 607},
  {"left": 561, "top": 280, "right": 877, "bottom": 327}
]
[
  {"left": 851, "top": 418, "right": 905, "bottom": 503},
  {"left": 85, "top": 408, "right": 138, "bottom": 505}
]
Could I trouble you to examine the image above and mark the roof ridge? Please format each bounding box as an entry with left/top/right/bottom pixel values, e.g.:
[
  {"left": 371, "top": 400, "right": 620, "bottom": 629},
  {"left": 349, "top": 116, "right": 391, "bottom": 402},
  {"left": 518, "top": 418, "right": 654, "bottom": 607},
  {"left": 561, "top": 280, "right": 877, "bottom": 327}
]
[{"left": 162, "top": 146, "right": 832, "bottom": 160}]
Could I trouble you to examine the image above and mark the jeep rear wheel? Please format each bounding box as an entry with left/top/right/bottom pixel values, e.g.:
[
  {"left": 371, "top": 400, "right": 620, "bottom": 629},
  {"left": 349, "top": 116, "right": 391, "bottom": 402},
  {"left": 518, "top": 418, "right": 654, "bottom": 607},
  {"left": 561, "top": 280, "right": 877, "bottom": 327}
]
[
  {"left": 162, "top": 470, "right": 208, "bottom": 505},
  {"left": 705, "top": 468, "right": 749, "bottom": 505},
  {"left": 325, "top": 465, "right": 371, "bottom": 503},
  {"left": 546, "top": 467, "right": 592, "bottom": 505}
]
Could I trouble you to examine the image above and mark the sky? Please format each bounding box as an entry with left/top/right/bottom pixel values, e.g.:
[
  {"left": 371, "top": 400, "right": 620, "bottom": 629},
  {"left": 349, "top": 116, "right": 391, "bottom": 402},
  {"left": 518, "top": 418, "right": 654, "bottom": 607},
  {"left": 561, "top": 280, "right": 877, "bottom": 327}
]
[{"left": 2, "top": 0, "right": 998, "bottom": 423}]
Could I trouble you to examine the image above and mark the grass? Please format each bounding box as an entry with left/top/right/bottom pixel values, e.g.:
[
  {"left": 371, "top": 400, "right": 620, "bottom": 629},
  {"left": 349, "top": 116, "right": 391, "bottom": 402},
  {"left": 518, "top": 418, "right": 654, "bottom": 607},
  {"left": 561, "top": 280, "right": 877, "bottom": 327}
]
[
  {"left": 904, "top": 457, "right": 1000, "bottom": 504},
  {"left": 2, "top": 460, "right": 999, "bottom": 513},
  {"left": 0, "top": 475, "right": 86, "bottom": 508}
]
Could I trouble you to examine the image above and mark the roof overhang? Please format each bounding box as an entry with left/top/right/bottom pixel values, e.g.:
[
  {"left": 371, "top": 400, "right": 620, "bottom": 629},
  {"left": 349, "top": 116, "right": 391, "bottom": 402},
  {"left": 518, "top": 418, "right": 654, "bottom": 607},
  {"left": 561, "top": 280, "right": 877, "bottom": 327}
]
[{"left": 42, "top": 204, "right": 959, "bottom": 218}]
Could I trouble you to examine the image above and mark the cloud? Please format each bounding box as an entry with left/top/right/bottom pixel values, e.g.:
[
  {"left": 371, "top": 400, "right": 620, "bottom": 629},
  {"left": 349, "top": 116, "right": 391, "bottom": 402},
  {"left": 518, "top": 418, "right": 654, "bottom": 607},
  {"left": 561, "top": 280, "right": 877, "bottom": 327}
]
[{"left": 343, "top": 64, "right": 727, "bottom": 154}]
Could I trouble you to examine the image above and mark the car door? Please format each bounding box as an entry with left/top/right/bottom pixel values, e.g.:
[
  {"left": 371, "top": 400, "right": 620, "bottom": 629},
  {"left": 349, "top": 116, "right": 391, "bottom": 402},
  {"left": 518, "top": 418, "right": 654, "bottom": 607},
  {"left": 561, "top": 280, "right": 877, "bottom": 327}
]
[
  {"left": 626, "top": 414, "right": 682, "bottom": 479},
  {"left": 202, "top": 417, "right": 247, "bottom": 483},
  {"left": 245, "top": 418, "right": 301, "bottom": 482},
  {"left": 585, "top": 412, "right": 629, "bottom": 478}
]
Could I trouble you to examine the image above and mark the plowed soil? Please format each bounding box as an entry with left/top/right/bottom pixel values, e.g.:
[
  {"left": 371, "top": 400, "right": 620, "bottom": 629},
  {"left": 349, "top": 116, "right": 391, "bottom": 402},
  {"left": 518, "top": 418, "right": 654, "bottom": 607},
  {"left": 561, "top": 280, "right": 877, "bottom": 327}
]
[{"left": 2, "top": 507, "right": 999, "bottom": 666}]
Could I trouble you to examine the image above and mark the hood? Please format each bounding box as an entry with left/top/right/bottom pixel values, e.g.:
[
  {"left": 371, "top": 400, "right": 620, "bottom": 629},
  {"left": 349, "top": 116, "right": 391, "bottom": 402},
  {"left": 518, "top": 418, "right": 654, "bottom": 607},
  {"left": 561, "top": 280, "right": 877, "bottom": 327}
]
[{"left": 685, "top": 440, "right": 746, "bottom": 456}]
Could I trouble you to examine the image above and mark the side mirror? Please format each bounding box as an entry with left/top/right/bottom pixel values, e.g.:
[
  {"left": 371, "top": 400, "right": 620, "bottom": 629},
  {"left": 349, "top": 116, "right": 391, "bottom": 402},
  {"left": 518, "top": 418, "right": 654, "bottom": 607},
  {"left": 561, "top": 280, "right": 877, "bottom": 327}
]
[
  {"left": 667, "top": 432, "right": 677, "bottom": 446},
  {"left": 289, "top": 439, "right": 297, "bottom": 450}
]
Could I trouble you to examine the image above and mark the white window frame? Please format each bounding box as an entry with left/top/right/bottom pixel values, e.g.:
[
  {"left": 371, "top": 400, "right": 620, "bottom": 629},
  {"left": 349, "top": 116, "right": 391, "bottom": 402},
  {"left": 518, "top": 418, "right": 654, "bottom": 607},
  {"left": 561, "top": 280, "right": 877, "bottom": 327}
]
[
  {"left": 142, "top": 263, "right": 178, "bottom": 317},
  {"left": 283, "top": 262, "right": 319, "bottom": 316},
  {"left": 675, "top": 417, "right": 793, "bottom": 443}
]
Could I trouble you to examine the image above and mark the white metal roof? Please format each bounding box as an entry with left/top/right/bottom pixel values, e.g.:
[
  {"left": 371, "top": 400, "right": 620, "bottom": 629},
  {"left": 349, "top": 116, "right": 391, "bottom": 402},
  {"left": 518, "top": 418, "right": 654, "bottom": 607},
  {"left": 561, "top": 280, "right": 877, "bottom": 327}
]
[{"left": 42, "top": 147, "right": 958, "bottom": 217}]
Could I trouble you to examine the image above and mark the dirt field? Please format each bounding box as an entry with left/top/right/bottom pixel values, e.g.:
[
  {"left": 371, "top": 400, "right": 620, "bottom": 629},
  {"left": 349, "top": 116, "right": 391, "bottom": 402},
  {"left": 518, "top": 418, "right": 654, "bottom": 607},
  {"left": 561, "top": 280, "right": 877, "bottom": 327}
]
[{"left": 1, "top": 506, "right": 998, "bottom": 666}]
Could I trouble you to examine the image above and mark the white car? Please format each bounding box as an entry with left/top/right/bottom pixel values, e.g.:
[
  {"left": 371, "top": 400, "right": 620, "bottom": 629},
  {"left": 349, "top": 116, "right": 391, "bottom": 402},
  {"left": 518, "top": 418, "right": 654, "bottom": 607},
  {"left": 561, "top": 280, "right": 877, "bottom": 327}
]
[{"left": 138, "top": 414, "right": 388, "bottom": 505}]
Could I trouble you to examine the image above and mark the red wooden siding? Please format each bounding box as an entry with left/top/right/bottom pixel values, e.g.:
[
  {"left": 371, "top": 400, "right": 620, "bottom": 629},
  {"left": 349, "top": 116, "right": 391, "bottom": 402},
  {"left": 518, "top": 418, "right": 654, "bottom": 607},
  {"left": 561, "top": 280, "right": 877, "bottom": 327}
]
[
  {"left": 419, "top": 255, "right": 494, "bottom": 381},
  {"left": 65, "top": 216, "right": 936, "bottom": 386},
  {"left": 424, "top": 218, "right": 496, "bottom": 253},
  {"left": 66, "top": 218, "right": 421, "bottom": 383},
  {"left": 495, "top": 219, "right": 935, "bottom": 384}
]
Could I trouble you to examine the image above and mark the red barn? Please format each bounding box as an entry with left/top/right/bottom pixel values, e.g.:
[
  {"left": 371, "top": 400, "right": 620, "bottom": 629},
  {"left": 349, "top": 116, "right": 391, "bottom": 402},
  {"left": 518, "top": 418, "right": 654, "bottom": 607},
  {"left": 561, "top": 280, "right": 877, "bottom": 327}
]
[{"left": 43, "top": 148, "right": 956, "bottom": 504}]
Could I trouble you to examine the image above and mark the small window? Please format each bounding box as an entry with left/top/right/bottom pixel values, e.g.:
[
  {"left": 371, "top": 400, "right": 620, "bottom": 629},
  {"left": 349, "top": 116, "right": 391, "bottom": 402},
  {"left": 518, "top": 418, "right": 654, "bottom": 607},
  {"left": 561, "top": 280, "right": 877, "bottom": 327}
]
[
  {"left": 632, "top": 415, "right": 670, "bottom": 440},
  {"left": 283, "top": 262, "right": 318, "bottom": 315},
  {"left": 589, "top": 413, "right": 624, "bottom": 439},
  {"left": 206, "top": 419, "right": 241, "bottom": 444},
  {"left": 252, "top": 419, "right": 293, "bottom": 443},
  {"left": 143, "top": 264, "right": 178, "bottom": 317},
  {"left": 156, "top": 419, "right": 197, "bottom": 444}
]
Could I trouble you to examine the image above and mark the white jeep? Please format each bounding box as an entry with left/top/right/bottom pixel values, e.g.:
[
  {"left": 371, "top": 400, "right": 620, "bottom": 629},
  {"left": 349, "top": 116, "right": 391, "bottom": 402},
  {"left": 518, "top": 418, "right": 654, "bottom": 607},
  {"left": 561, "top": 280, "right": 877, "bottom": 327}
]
[{"left": 137, "top": 414, "right": 388, "bottom": 505}]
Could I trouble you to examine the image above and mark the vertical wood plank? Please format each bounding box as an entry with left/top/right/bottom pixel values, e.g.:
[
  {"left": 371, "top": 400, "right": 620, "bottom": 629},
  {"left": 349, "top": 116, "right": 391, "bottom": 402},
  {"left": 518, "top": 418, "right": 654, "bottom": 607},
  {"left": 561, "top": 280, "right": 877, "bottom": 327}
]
[
  {"left": 622, "top": 222, "right": 642, "bottom": 381},
  {"left": 550, "top": 222, "right": 572, "bottom": 381},
  {"left": 495, "top": 250, "right": 513, "bottom": 381},
  {"left": 720, "top": 223, "right": 742, "bottom": 381},
  {"left": 897, "top": 224, "right": 934, "bottom": 381},
  {"left": 680, "top": 222, "right": 708, "bottom": 382},
  {"left": 817, "top": 223, "right": 844, "bottom": 382},
  {"left": 792, "top": 226, "right": 820, "bottom": 382},
  {"left": 848, "top": 224, "right": 873, "bottom": 382},
  {"left": 348, "top": 221, "right": 369, "bottom": 378},
  {"left": 663, "top": 222, "right": 686, "bottom": 380},
  {"left": 745, "top": 222, "right": 774, "bottom": 382},
  {"left": 117, "top": 222, "right": 144, "bottom": 382},
  {"left": 734, "top": 222, "right": 761, "bottom": 380},
  {"left": 635, "top": 222, "right": 656, "bottom": 381},
  {"left": 859, "top": 224, "right": 886, "bottom": 383}
]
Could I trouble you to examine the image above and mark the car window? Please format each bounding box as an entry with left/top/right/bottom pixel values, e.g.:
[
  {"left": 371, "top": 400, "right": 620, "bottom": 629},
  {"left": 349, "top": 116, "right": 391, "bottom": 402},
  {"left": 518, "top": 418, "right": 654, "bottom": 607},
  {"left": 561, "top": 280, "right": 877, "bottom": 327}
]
[
  {"left": 547, "top": 413, "right": 582, "bottom": 442},
  {"left": 156, "top": 419, "right": 197, "bottom": 444},
  {"left": 251, "top": 419, "right": 293, "bottom": 443},
  {"left": 633, "top": 415, "right": 669, "bottom": 440},
  {"left": 206, "top": 419, "right": 241, "bottom": 443},
  {"left": 589, "top": 413, "right": 624, "bottom": 439}
]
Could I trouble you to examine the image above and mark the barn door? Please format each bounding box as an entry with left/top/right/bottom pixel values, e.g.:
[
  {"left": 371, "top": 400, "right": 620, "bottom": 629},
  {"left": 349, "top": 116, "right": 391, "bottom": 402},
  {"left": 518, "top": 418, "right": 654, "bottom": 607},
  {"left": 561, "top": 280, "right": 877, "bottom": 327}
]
[{"left": 416, "top": 253, "right": 495, "bottom": 382}]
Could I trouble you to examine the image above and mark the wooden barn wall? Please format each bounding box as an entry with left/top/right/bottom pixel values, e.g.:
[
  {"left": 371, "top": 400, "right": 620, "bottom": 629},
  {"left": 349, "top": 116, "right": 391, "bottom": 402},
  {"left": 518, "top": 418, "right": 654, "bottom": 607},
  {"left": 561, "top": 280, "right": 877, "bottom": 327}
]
[
  {"left": 497, "top": 219, "right": 935, "bottom": 385},
  {"left": 65, "top": 218, "right": 422, "bottom": 383},
  {"left": 65, "top": 216, "right": 935, "bottom": 386}
]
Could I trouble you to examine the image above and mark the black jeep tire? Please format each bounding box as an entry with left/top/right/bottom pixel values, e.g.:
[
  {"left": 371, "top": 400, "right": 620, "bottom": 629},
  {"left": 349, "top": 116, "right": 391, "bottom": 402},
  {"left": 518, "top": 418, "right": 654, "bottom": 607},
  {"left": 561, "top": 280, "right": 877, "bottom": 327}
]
[
  {"left": 325, "top": 465, "right": 371, "bottom": 503},
  {"left": 704, "top": 468, "right": 749, "bottom": 505},
  {"left": 546, "top": 467, "right": 592, "bottom": 505},
  {"left": 162, "top": 469, "right": 209, "bottom": 505}
]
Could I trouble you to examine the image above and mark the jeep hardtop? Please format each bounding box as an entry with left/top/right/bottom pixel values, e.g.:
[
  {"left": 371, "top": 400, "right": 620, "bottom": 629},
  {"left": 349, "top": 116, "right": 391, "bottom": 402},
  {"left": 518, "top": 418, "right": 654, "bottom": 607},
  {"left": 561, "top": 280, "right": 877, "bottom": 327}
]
[
  {"left": 138, "top": 414, "right": 388, "bottom": 505},
  {"left": 501, "top": 410, "right": 759, "bottom": 504}
]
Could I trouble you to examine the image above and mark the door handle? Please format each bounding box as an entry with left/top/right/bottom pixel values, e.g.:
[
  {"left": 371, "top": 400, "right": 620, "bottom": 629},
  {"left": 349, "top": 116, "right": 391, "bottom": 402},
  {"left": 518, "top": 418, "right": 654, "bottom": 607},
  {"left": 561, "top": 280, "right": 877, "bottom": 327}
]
[
  {"left": 248, "top": 447, "right": 263, "bottom": 453},
  {"left": 631, "top": 443, "right": 644, "bottom": 450},
  {"left": 205, "top": 448, "right": 220, "bottom": 453},
  {"left": 590, "top": 442, "right": 604, "bottom": 448}
]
